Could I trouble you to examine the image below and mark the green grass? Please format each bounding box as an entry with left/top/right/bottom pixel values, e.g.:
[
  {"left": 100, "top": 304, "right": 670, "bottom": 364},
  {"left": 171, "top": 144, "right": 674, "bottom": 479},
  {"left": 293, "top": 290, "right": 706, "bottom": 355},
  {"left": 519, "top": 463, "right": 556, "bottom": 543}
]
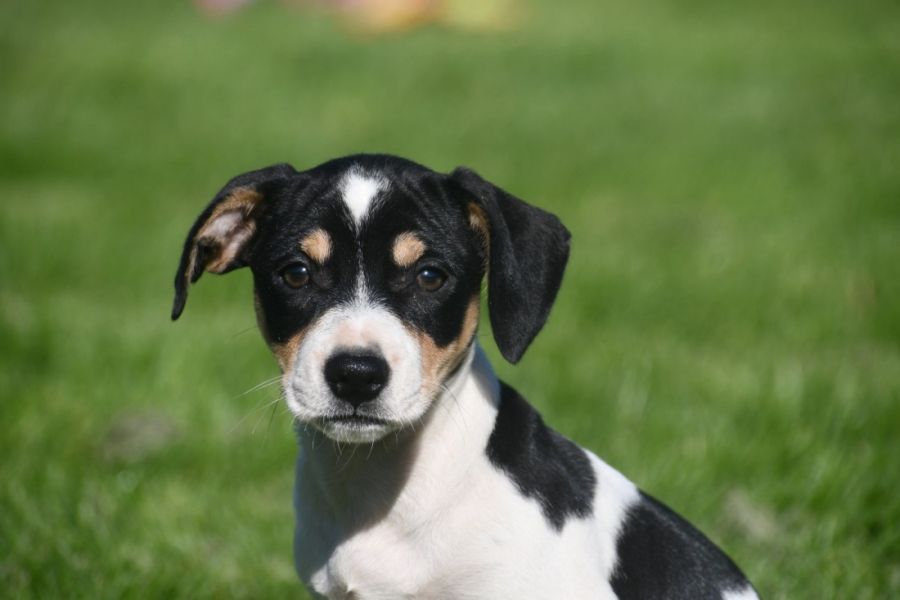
[{"left": 2, "top": 0, "right": 899, "bottom": 596}]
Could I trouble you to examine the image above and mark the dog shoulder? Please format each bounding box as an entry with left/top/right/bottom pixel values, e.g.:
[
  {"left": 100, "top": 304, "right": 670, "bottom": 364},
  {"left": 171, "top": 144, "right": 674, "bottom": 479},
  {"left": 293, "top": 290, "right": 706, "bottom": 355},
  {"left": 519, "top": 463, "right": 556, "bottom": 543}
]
[
  {"left": 485, "top": 381, "right": 599, "bottom": 530},
  {"left": 609, "top": 490, "right": 758, "bottom": 599},
  {"left": 485, "top": 381, "right": 757, "bottom": 600}
]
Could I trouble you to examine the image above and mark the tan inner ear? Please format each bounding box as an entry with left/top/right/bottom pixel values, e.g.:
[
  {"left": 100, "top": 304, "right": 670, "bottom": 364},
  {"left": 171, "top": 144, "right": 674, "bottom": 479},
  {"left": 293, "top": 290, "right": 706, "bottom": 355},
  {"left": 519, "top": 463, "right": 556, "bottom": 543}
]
[
  {"left": 467, "top": 202, "right": 490, "bottom": 270},
  {"left": 190, "top": 187, "right": 264, "bottom": 275},
  {"left": 300, "top": 229, "right": 333, "bottom": 264},
  {"left": 392, "top": 232, "right": 426, "bottom": 268},
  {"left": 210, "top": 186, "right": 264, "bottom": 218},
  {"left": 413, "top": 297, "right": 481, "bottom": 395}
]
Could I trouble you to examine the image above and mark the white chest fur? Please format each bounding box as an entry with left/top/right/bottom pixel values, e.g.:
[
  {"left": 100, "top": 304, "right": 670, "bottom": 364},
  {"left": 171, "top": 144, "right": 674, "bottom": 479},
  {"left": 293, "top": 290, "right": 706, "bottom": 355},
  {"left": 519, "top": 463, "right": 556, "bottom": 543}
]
[{"left": 292, "top": 347, "right": 639, "bottom": 600}]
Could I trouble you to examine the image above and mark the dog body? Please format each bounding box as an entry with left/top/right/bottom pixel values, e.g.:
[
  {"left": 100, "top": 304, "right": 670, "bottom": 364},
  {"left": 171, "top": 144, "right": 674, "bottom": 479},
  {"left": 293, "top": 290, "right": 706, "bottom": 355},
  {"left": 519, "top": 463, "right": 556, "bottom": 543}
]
[
  {"left": 174, "top": 154, "right": 758, "bottom": 599},
  {"left": 292, "top": 346, "right": 639, "bottom": 600}
]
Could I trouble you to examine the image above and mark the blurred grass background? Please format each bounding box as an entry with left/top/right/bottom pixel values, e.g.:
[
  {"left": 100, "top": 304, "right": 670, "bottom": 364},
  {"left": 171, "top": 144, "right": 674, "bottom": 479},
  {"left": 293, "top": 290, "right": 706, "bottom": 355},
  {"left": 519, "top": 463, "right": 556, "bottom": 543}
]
[{"left": 2, "top": 0, "right": 899, "bottom": 597}]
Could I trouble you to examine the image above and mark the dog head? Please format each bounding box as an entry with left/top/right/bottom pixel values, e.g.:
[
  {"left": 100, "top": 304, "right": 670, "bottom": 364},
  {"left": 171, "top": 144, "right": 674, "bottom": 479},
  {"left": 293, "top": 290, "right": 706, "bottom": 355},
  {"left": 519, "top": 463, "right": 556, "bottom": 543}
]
[{"left": 172, "top": 155, "right": 569, "bottom": 443}]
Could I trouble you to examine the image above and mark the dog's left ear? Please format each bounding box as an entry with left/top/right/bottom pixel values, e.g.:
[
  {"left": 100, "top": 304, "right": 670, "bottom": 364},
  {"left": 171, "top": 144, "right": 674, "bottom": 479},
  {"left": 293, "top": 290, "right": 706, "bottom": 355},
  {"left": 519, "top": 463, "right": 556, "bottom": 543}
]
[
  {"left": 171, "top": 163, "right": 295, "bottom": 321},
  {"left": 450, "top": 167, "right": 571, "bottom": 364}
]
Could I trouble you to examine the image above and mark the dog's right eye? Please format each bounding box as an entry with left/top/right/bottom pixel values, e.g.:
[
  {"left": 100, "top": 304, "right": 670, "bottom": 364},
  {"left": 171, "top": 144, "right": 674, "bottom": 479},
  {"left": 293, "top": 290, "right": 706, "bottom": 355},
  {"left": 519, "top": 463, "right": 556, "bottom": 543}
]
[
  {"left": 281, "top": 263, "right": 311, "bottom": 289},
  {"left": 416, "top": 267, "right": 447, "bottom": 292}
]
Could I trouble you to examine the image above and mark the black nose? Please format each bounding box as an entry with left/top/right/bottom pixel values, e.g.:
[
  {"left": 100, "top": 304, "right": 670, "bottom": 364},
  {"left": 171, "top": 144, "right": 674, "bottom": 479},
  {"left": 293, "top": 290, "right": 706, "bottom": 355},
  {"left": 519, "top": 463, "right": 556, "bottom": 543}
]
[{"left": 324, "top": 352, "right": 390, "bottom": 407}]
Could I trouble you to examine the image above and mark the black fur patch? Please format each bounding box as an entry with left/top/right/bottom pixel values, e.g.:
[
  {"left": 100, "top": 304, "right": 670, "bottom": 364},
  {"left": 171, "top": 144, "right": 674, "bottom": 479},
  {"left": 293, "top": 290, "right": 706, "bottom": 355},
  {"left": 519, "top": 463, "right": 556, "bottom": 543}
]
[
  {"left": 486, "top": 382, "right": 596, "bottom": 530},
  {"left": 610, "top": 491, "right": 753, "bottom": 599},
  {"left": 450, "top": 167, "right": 570, "bottom": 364}
]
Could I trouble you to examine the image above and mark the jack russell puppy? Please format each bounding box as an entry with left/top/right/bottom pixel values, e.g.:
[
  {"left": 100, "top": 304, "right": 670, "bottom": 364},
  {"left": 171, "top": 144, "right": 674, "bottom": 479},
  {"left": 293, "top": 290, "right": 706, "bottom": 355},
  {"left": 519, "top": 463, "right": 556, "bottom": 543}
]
[{"left": 173, "top": 154, "right": 758, "bottom": 600}]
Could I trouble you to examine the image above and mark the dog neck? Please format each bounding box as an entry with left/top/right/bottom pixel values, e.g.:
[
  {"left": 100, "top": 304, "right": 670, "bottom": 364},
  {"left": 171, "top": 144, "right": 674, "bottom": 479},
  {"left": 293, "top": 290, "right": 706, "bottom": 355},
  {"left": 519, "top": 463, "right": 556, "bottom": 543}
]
[{"left": 294, "top": 343, "right": 500, "bottom": 532}]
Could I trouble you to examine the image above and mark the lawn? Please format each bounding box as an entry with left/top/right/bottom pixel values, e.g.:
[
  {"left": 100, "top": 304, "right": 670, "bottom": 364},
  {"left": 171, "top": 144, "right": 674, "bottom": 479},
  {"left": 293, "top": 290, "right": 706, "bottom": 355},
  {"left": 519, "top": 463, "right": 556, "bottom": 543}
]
[{"left": 1, "top": 0, "right": 898, "bottom": 597}]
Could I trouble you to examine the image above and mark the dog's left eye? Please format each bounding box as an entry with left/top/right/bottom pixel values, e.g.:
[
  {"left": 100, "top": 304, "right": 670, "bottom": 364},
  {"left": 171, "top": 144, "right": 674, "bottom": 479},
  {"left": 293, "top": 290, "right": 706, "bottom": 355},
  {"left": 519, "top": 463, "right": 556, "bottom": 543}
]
[
  {"left": 416, "top": 267, "right": 447, "bottom": 292},
  {"left": 281, "top": 263, "right": 311, "bottom": 289}
]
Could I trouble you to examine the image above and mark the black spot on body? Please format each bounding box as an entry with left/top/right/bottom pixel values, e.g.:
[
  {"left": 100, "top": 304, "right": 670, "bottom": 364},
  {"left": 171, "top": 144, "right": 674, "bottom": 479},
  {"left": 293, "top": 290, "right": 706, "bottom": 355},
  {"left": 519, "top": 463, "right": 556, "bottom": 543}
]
[
  {"left": 486, "top": 382, "right": 596, "bottom": 530},
  {"left": 611, "top": 491, "right": 754, "bottom": 599}
]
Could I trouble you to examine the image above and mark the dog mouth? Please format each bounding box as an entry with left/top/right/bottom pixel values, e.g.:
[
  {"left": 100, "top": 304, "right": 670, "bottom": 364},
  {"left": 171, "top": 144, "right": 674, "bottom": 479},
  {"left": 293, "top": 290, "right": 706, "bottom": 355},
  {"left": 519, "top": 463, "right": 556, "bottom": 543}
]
[
  {"left": 314, "top": 413, "right": 397, "bottom": 443},
  {"left": 321, "top": 414, "right": 389, "bottom": 427}
]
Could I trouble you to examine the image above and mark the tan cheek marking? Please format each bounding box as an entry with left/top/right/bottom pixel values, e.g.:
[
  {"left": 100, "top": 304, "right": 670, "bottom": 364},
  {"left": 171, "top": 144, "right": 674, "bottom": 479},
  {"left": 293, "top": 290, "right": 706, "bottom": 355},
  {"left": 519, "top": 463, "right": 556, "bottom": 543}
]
[
  {"left": 392, "top": 232, "right": 426, "bottom": 268},
  {"left": 255, "top": 289, "right": 308, "bottom": 372},
  {"left": 414, "top": 298, "right": 481, "bottom": 393},
  {"left": 272, "top": 330, "right": 307, "bottom": 373},
  {"left": 300, "top": 229, "right": 332, "bottom": 264}
]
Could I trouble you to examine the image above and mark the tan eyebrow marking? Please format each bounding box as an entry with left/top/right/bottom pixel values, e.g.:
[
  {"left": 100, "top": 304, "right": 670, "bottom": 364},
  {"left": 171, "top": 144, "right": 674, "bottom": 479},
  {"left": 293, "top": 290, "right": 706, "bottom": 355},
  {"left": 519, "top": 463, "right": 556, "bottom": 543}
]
[
  {"left": 299, "top": 229, "right": 332, "bottom": 264},
  {"left": 392, "top": 232, "right": 426, "bottom": 267}
]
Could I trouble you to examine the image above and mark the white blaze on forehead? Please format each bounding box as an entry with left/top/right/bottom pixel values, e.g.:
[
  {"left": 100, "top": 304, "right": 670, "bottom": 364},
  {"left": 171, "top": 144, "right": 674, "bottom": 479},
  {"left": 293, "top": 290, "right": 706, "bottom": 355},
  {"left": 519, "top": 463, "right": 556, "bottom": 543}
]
[{"left": 340, "top": 169, "right": 387, "bottom": 226}]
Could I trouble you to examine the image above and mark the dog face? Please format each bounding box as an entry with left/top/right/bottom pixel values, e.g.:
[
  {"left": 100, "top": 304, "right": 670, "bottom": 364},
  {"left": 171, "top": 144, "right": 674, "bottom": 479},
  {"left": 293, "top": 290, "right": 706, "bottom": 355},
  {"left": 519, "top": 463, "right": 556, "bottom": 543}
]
[
  {"left": 173, "top": 155, "right": 570, "bottom": 443},
  {"left": 249, "top": 162, "right": 486, "bottom": 443}
]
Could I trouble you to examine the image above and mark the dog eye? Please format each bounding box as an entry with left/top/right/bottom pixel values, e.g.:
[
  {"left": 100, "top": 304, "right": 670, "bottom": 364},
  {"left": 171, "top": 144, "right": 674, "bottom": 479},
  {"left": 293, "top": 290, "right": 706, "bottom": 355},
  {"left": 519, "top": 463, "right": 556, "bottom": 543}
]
[
  {"left": 281, "top": 263, "right": 311, "bottom": 289},
  {"left": 416, "top": 267, "right": 446, "bottom": 292}
]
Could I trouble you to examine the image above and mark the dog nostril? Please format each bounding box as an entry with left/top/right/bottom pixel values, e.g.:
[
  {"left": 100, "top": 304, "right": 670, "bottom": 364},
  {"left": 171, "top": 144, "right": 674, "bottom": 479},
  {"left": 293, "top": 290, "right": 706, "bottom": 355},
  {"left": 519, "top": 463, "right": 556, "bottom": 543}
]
[{"left": 324, "top": 352, "right": 390, "bottom": 408}]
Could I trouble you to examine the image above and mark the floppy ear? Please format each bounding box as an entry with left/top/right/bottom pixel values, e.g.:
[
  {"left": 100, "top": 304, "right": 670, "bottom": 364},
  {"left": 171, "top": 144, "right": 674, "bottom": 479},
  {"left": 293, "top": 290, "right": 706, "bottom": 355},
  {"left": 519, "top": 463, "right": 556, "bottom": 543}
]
[
  {"left": 171, "top": 163, "right": 295, "bottom": 321},
  {"left": 450, "top": 167, "right": 571, "bottom": 364}
]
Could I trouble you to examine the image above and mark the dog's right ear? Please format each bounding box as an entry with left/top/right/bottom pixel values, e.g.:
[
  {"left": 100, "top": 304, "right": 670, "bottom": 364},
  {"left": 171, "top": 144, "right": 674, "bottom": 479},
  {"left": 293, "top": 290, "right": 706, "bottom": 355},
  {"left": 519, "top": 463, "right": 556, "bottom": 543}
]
[{"left": 171, "top": 163, "right": 295, "bottom": 321}]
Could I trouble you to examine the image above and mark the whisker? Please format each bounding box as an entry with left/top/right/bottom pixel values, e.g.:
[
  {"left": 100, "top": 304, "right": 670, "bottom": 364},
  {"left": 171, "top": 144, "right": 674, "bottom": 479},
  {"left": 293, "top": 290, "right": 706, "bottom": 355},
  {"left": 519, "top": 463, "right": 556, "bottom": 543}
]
[
  {"left": 438, "top": 382, "right": 468, "bottom": 434},
  {"left": 229, "top": 325, "right": 261, "bottom": 340},
  {"left": 338, "top": 442, "right": 360, "bottom": 472},
  {"left": 258, "top": 395, "right": 281, "bottom": 441},
  {"left": 234, "top": 375, "right": 282, "bottom": 399},
  {"left": 230, "top": 394, "right": 282, "bottom": 435},
  {"left": 250, "top": 395, "right": 283, "bottom": 435}
]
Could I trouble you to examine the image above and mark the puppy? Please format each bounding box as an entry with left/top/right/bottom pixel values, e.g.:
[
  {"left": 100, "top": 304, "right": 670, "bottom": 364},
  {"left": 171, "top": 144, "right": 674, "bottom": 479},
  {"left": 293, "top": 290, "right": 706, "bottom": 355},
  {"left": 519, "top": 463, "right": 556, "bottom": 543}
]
[{"left": 173, "top": 154, "right": 758, "bottom": 599}]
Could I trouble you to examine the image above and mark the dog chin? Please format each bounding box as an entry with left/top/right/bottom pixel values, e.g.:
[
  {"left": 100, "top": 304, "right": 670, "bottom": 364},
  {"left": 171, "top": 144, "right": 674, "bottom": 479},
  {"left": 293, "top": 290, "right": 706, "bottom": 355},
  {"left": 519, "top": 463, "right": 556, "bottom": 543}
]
[{"left": 315, "top": 417, "right": 399, "bottom": 444}]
